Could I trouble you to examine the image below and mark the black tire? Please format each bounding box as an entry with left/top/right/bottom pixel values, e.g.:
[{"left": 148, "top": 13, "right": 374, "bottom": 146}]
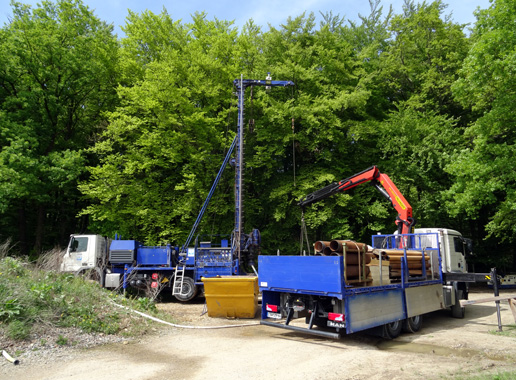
[
  {"left": 403, "top": 315, "right": 423, "bottom": 333},
  {"left": 76, "top": 267, "right": 104, "bottom": 287},
  {"left": 174, "top": 277, "right": 198, "bottom": 302},
  {"left": 383, "top": 320, "right": 403, "bottom": 339},
  {"left": 451, "top": 289, "right": 465, "bottom": 318}
]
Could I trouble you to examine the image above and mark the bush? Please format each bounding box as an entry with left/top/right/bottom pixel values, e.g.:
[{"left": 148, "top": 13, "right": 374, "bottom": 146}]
[
  {"left": 135, "top": 297, "right": 157, "bottom": 312},
  {"left": 35, "top": 247, "right": 64, "bottom": 271},
  {"left": 7, "top": 320, "right": 31, "bottom": 340},
  {"left": 0, "top": 298, "right": 23, "bottom": 322},
  {"left": 1, "top": 256, "right": 28, "bottom": 277},
  {"left": 0, "top": 238, "right": 16, "bottom": 259},
  {"left": 56, "top": 335, "right": 68, "bottom": 346}
]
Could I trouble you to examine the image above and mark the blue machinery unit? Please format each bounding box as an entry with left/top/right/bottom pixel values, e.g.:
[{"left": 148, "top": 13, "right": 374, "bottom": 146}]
[
  {"left": 259, "top": 232, "right": 450, "bottom": 339},
  {"left": 110, "top": 237, "right": 235, "bottom": 291}
]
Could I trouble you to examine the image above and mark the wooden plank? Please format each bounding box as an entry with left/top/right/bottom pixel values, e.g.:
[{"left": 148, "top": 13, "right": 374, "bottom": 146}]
[
  {"left": 509, "top": 299, "right": 516, "bottom": 323},
  {"left": 460, "top": 294, "right": 516, "bottom": 307}
]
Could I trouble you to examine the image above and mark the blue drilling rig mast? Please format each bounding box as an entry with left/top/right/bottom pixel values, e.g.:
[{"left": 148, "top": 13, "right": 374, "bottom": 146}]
[{"left": 232, "top": 74, "right": 295, "bottom": 266}]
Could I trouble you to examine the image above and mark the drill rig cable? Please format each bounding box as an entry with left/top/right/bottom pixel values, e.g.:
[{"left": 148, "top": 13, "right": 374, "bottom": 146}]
[
  {"left": 292, "top": 117, "right": 296, "bottom": 187},
  {"left": 299, "top": 211, "right": 311, "bottom": 256}
]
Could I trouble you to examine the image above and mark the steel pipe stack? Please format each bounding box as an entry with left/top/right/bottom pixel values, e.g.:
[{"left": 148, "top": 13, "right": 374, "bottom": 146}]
[
  {"left": 373, "top": 249, "right": 431, "bottom": 277},
  {"left": 323, "top": 246, "right": 333, "bottom": 256}
]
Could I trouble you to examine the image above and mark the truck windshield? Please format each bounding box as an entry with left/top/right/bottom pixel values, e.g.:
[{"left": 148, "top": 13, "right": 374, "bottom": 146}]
[{"left": 71, "top": 237, "right": 88, "bottom": 253}]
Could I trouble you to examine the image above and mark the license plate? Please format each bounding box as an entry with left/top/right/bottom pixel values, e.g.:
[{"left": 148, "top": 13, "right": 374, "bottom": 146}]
[
  {"left": 327, "top": 320, "right": 345, "bottom": 328},
  {"left": 267, "top": 312, "right": 282, "bottom": 319}
]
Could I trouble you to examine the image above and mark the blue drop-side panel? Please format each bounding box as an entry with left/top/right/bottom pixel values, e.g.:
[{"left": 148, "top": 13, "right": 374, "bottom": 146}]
[{"left": 258, "top": 255, "right": 344, "bottom": 297}]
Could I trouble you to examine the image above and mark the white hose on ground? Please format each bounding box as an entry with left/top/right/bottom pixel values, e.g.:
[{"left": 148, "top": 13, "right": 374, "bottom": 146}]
[
  {"left": 112, "top": 302, "right": 260, "bottom": 329},
  {"left": 2, "top": 350, "right": 20, "bottom": 365}
]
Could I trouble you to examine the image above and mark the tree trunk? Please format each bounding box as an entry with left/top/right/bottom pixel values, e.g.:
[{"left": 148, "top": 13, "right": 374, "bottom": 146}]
[
  {"left": 18, "top": 204, "right": 29, "bottom": 256},
  {"left": 34, "top": 204, "right": 45, "bottom": 254}
]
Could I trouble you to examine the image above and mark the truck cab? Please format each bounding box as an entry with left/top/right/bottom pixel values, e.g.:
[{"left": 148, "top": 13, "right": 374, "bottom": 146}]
[
  {"left": 60, "top": 234, "right": 106, "bottom": 273},
  {"left": 414, "top": 228, "right": 470, "bottom": 274}
]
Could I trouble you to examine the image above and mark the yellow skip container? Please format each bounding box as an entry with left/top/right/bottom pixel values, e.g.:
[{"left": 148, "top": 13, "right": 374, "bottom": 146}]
[{"left": 202, "top": 276, "right": 259, "bottom": 318}]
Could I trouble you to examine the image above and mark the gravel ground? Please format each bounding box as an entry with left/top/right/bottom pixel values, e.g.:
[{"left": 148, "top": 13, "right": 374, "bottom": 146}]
[
  {"left": 0, "top": 296, "right": 246, "bottom": 369},
  {"left": 2, "top": 290, "right": 516, "bottom": 380},
  {"left": 0, "top": 325, "right": 129, "bottom": 368}
]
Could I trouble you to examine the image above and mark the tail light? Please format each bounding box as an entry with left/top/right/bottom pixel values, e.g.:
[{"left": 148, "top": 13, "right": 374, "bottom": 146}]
[
  {"left": 328, "top": 313, "right": 345, "bottom": 322},
  {"left": 266, "top": 304, "right": 278, "bottom": 312},
  {"left": 151, "top": 273, "right": 159, "bottom": 280}
]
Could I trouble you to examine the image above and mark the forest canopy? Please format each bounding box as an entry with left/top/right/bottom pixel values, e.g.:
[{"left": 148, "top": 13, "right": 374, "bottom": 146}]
[{"left": 1, "top": 0, "right": 515, "bottom": 272}]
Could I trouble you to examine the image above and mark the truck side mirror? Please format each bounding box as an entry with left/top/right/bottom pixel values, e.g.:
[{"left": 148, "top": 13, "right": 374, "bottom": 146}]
[{"left": 68, "top": 237, "right": 77, "bottom": 253}]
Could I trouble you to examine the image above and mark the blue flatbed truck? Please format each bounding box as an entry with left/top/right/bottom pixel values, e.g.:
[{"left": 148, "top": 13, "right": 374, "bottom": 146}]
[{"left": 258, "top": 230, "right": 473, "bottom": 339}]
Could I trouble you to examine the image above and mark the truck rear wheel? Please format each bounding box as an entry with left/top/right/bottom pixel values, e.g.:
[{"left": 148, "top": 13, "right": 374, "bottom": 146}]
[
  {"left": 383, "top": 320, "right": 402, "bottom": 339},
  {"left": 174, "top": 277, "right": 198, "bottom": 302},
  {"left": 403, "top": 315, "right": 423, "bottom": 333}
]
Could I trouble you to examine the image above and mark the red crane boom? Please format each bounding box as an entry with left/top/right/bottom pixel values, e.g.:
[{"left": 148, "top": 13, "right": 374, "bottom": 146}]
[{"left": 298, "top": 166, "right": 415, "bottom": 235}]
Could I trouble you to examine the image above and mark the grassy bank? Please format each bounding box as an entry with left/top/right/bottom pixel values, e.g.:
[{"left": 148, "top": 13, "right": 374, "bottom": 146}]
[{"left": 0, "top": 254, "right": 170, "bottom": 341}]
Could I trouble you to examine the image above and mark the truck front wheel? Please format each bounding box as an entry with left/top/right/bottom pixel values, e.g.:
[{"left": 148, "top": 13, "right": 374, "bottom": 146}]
[
  {"left": 451, "top": 289, "right": 465, "bottom": 318},
  {"left": 75, "top": 267, "right": 105, "bottom": 287},
  {"left": 174, "top": 277, "right": 198, "bottom": 302}
]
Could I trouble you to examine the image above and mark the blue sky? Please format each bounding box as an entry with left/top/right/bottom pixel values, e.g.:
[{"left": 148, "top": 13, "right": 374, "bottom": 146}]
[{"left": 0, "top": 0, "right": 492, "bottom": 37}]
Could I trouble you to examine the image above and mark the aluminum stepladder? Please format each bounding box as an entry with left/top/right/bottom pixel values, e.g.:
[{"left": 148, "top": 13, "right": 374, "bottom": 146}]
[{"left": 172, "top": 262, "right": 186, "bottom": 296}]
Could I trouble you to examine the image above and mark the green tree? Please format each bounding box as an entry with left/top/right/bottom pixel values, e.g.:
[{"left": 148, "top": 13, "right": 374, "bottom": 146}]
[
  {"left": 0, "top": 0, "right": 118, "bottom": 254},
  {"left": 377, "top": 0, "right": 469, "bottom": 116},
  {"left": 344, "top": 0, "right": 393, "bottom": 119},
  {"left": 240, "top": 13, "right": 378, "bottom": 252},
  {"left": 447, "top": 0, "right": 516, "bottom": 269},
  {"left": 366, "top": 1, "right": 470, "bottom": 234},
  {"left": 80, "top": 11, "right": 240, "bottom": 244}
]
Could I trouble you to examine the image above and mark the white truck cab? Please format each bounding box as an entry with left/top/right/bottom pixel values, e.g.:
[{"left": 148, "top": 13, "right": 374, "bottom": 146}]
[
  {"left": 414, "top": 228, "right": 470, "bottom": 274},
  {"left": 60, "top": 234, "right": 106, "bottom": 273}
]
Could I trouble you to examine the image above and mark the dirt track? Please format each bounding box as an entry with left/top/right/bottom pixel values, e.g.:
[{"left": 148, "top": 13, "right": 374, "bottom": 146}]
[{"left": 2, "top": 289, "right": 516, "bottom": 380}]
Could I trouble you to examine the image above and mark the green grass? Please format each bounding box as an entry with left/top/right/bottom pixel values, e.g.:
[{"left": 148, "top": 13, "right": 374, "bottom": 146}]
[
  {"left": 451, "top": 372, "right": 516, "bottom": 380},
  {"left": 0, "top": 256, "right": 173, "bottom": 340},
  {"left": 488, "top": 324, "right": 516, "bottom": 338}
]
